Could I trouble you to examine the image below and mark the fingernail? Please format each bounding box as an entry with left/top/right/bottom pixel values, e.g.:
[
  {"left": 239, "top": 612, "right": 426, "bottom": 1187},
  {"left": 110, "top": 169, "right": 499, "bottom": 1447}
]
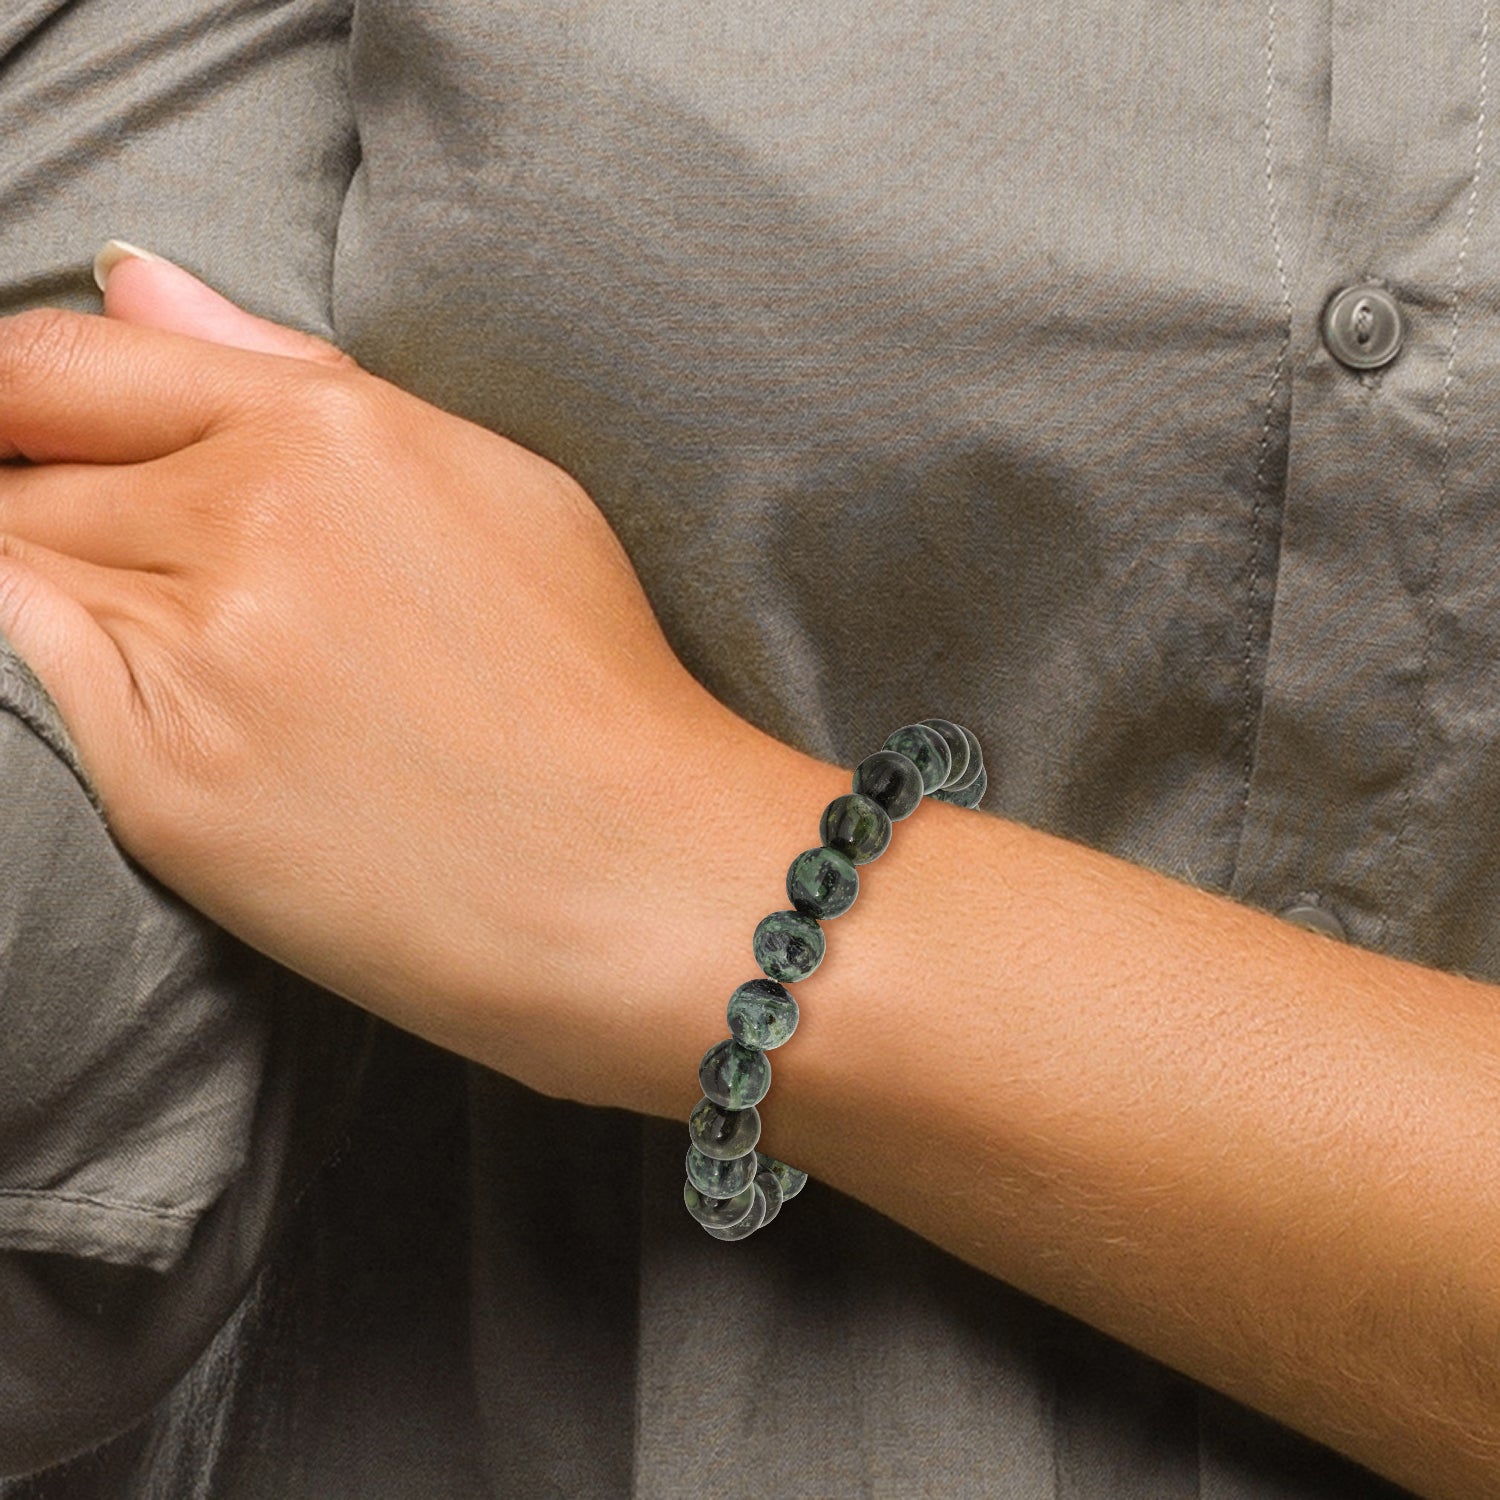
[{"left": 92, "top": 238, "right": 171, "bottom": 293}]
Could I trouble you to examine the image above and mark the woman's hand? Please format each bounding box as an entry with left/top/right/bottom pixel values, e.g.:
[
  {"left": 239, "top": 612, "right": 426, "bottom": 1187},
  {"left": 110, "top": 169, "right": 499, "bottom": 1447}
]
[{"left": 0, "top": 250, "right": 748, "bottom": 1106}]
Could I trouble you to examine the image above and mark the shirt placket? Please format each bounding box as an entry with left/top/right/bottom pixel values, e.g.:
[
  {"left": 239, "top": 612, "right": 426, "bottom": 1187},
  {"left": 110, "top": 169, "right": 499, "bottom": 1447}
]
[{"left": 1230, "top": 0, "right": 1497, "bottom": 969}]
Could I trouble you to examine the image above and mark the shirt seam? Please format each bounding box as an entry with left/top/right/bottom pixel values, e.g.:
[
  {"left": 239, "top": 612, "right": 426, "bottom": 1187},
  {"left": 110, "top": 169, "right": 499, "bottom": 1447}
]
[
  {"left": 1237, "top": 0, "right": 1294, "bottom": 877},
  {"left": 0, "top": 1186, "right": 198, "bottom": 1224}
]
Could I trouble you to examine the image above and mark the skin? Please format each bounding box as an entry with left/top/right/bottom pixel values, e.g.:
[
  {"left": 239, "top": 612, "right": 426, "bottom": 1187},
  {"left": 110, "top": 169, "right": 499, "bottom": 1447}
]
[{"left": 1, "top": 254, "right": 1498, "bottom": 1496}]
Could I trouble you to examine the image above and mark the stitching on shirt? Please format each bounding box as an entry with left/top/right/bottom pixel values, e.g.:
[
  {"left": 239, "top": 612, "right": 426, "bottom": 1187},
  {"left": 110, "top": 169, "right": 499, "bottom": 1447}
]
[
  {"left": 1240, "top": 0, "right": 1295, "bottom": 833},
  {"left": 1384, "top": 2, "right": 1490, "bottom": 951},
  {"left": 0, "top": 1186, "right": 197, "bottom": 1224}
]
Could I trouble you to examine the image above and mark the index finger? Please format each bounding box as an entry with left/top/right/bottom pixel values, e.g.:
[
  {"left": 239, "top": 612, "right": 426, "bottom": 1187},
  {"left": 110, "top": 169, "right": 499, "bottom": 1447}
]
[{"left": 0, "top": 306, "right": 293, "bottom": 464}]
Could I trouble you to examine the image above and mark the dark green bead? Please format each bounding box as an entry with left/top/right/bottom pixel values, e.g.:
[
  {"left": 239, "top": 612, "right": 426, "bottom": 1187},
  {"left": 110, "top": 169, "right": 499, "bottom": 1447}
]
[
  {"left": 918, "top": 718, "right": 971, "bottom": 788},
  {"left": 699, "top": 1037, "right": 772, "bottom": 1109},
  {"left": 686, "top": 1143, "right": 757, "bottom": 1198},
  {"left": 931, "top": 762, "right": 987, "bottom": 809},
  {"left": 819, "top": 792, "right": 892, "bottom": 865},
  {"left": 943, "top": 725, "right": 984, "bottom": 792},
  {"left": 757, "top": 1151, "right": 809, "bottom": 1201},
  {"left": 786, "top": 845, "right": 859, "bottom": 919},
  {"left": 702, "top": 1182, "right": 768, "bottom": 1240},
  {"left": 883, "top": 723, "right": 951, "bottom": 793},
  {"left": 853, "top": 749, "right": 924, "bottom": 821},
  {"left": 752, "top": 908, "right": 825, "bottom": 982},
  {"left": 753, "top": 1169, "right": 785, "bottom": 1227},
  {"left": 684, "top": 1177, "right": 757, "bottom": 1229},
  {"left": 688, "top": 1095, "right": 761, "bottom": 1160},
  {"left": 726, "top": 978, "right": 799, "bottom": 1050}
]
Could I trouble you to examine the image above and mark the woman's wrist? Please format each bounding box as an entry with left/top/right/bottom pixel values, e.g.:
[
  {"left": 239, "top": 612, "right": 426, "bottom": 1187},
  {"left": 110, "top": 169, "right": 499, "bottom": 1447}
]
[
  {"left": 598, "top": 704, "right": 854, "bottom": 1122},
  {"left": 405, "top": 687, "right": 838, "bottom": 1114}
]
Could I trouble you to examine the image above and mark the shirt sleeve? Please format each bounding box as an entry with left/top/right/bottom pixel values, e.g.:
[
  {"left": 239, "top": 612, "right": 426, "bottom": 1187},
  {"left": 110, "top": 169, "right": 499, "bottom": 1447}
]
[
  {"left": 0, "top": 649, "right": 269, "bottom": 1273},
  {"left": 0, "top": 642, "right": 374, "bottom": 1477}
]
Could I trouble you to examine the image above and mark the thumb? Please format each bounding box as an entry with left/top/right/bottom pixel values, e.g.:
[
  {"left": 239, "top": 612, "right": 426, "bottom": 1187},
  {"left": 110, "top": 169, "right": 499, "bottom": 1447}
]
[{"left": 94, "top": 240, "right": 352, "bottom": 366}]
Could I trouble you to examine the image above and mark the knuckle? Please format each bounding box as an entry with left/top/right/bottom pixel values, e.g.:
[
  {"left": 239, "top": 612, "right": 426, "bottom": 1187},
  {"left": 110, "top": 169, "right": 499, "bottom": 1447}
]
[
  {"left": 298, "top": 367, "right": 377, "bottom": 434},
  {"left": 275, "top": 372, "right": 391, "bottom": 519},
  {"left": 258, "top": 370, "right": 383, "bottom": 496}
]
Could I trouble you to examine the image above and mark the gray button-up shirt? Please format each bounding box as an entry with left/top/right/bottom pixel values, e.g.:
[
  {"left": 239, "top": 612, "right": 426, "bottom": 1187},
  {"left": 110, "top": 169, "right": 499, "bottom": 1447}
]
[{"left": 1, "top": 0, "right": 1482, "bottom": 1494}]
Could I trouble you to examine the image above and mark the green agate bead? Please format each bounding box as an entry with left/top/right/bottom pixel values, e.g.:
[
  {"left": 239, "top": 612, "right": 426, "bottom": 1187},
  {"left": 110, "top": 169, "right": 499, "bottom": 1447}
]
[
  {"left": 703, "top": 1182, "right": 768, "bottom": 1240},
  {"left": 752, "top": 908, "right": 825, "bottom": 982},
  {"left": 699, "top": 1038, "right": 772, "bottom": 1109},
  {"left": 757, "top": 1151, "right": 809, "bottom": 1201},
  {"left": 753, "top": 1169, "right": 785, "bottom": 1227},
  {"left": 918, "top": 718, "right": 971, "bottom": 788},
  {"left": 853, "top": 749, "right": 924, "bottom": 820},
  {"left": 686, "top": 1143, "right": 757, "bottom": 1198},
  {"left": 786, "top": 845, "right": 859, "bottom": 919},
  {"left": 883, "top": 723, "right": 951, "bottom": 793},
  {"left": 727, "top": 978, "right": 799, "bottom": 1050},
  {"left": 931, "top": 763, "right": 987, "bottom": 809},
  {"left": 819, "top": 792, "right": 892, "bottom": 865},
  {"left": 688, "top": 1095, "right": 761, "bottom": 1160},
  {"left": 684, "top": 1178, "right": 757, "bottom": 1229},
  {"left": 941, "top": 725, "right": 984, "bottom": 792}
]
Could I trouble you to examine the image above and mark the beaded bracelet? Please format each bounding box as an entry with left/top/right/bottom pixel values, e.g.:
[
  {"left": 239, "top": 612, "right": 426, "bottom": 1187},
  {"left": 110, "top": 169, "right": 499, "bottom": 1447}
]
[{"left": 683, "top": 717, "right": 987, "bottom": 1240}]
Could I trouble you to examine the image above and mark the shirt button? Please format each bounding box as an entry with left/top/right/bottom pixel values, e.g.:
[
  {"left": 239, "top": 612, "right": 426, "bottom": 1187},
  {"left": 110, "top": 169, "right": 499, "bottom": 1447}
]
[
  {"left": 1279, "top": 902, "right": 1347, "bottom": 941},
  {"left": 1321, "top": 284, "right": 1405, "bottom": 371}
]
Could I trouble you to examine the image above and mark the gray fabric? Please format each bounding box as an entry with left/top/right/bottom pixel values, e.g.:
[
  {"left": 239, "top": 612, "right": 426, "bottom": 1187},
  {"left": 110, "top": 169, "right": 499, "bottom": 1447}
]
[
  {"left": 0, "top": 708, "right": 263, "bottom": 1272},
  {"left": 0, "top": 0, "right": 1481, "bottom": 1493},
  {"left": 0, "top": 0, "right": 352, "bottom": 339}
]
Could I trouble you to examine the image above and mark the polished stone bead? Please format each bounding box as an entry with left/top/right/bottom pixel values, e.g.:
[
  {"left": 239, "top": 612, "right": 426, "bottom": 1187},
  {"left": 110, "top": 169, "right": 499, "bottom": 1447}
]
[
  {"left": 853, "top": 749, "right": 924, "bottom": 821},
  {"left": 727, "top": 978, "right": 799, "bottom": 1050},
  {"left": 819, "top": 792, "right": 892, "bottom": 865},
  {"left": 931, "top": 762, "right": 986, "bottom": 809},
  {"left": 918, "top": 718, "right": 971, "bottom": 788},
  {"left": 702, "top": 1182, "right": 768, "bottom": 1240},
  {"left": 786, "top": 844, "right": 859, "bottom": 919},
  {"left": 688, "top": 1095, "right": 761, "bottom": 1160},
  {"left": 686, "top": 1143, "right": 758, "bottom": 1198},
  {"left": 883, "top": 722, "right": 951, "bottom": 793},
  {"left": 757, "top": 1151, "right": 809, "bottom": 1201},
  {"left": 943, "top": 725, "right": 984, "bottom": 792},
  {"left": 753, "top": 1169, "right": 785, "bottom": 1227},
  {"left": 752, "top": 908, "right": 825, "bottom": 982},
  {"left": 684, "top": 1177, "right": 757, "bottom": 1229},
  {"left": 699, "top": 1037, "right": 772, "bottom": 1109}
]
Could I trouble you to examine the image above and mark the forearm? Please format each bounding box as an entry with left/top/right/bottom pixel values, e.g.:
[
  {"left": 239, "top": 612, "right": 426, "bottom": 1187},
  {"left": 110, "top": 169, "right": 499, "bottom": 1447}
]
[{"left": 608, "top": 715, "right": 1500, "bottom": 1500}]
